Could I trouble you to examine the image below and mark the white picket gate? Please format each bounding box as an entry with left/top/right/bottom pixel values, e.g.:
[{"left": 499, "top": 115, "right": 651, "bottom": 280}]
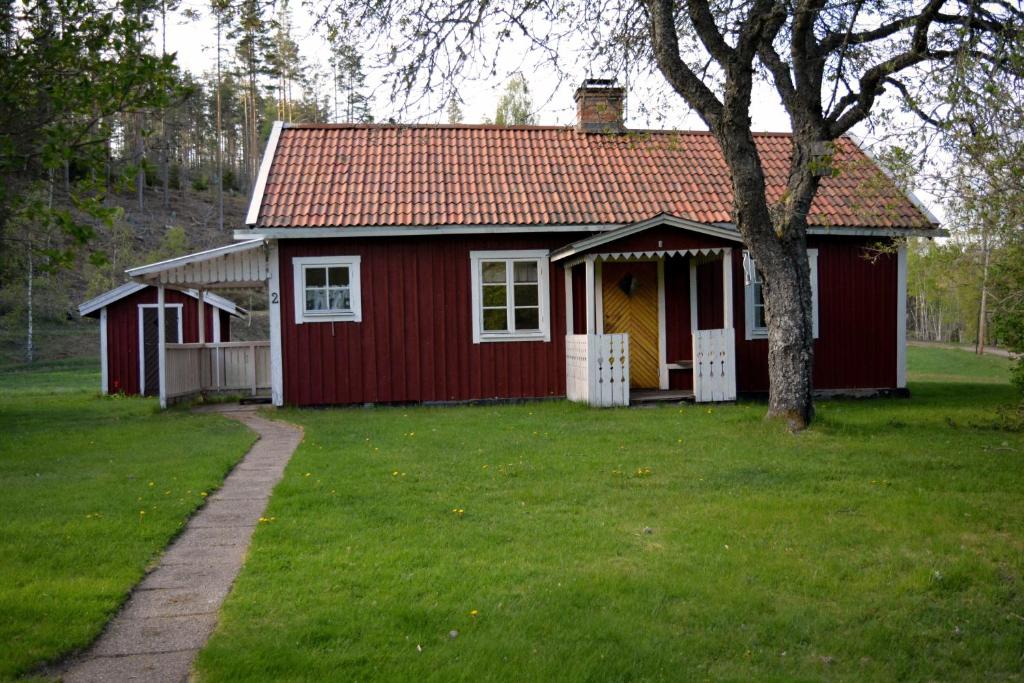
[
  {"left": 565, "top": 334, "right": 630, "bottom": 407},
  {"left": 692, "top": 328, "right": 736, "bottom": 402}
]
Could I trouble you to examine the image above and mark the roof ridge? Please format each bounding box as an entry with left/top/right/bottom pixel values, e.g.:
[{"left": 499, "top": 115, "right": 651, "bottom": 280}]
[{"left": 279, "top": 122, "right": 822, "bottom": 138}]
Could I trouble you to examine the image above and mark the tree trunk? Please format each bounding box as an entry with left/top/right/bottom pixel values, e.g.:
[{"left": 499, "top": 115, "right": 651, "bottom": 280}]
[
  {"left": 716, "top": 123, "right": 817, "bottom": 430},
  {"left": 25, "top": 248, "right": 33, "bottom": 364},
  {"left": 215, "top": 17, "right": 224, "bottom": 232},
  {"left": 976, "top": 240, "right": 990, "bottom": 355}
]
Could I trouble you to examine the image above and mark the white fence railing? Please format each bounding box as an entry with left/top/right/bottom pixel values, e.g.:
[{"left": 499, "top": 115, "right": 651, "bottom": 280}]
[
  {"left": 565, "top": 333, "right": 630, "bottom": 407},
  {"left": 165, "top": 341, "right": 271, "bottom": 400},
  {"left": 692, "top": 328, "right": 736, "bottom": 402}
]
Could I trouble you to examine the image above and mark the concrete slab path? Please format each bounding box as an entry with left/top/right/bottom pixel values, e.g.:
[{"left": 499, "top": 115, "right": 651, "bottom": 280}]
[{"left": 58, "top": 406, "right": 302, "bottom": 683}]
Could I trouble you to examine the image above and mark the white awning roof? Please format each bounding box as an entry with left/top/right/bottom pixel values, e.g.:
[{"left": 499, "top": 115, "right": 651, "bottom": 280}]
[{"left": 126, "top": 239, "right": 268, "bottom": 288}]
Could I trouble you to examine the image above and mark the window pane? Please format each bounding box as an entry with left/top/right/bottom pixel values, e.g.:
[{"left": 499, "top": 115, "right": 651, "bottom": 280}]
[
  {"left": 482, "top": 261, "right": 506, "bottom": 283},
  {"left": 513, "top": 260, "right": 538, "bottom": 283},
  {"left": 482, "top": 284, "right": 507, "bottom": 307},
  {"left": 514, "top": 307, "right": 539, "bottom": 330},
  {"left": 305, "top": 267, "right": 326, "bottom": 287},
  {"left": 483, "top": 309, "right": 508, "bottom": 331},
  {"left": 329, "top": 287, "right": 351, "bottom": 311},
  {"left": 328, "top": 267, "right": 349, "bottom": 287},
  {"left": 514, "top": 283, "right": 538, "bottom": 306},
  {"left": 305, "top": 288, "right": 327, "bottom": 311}
]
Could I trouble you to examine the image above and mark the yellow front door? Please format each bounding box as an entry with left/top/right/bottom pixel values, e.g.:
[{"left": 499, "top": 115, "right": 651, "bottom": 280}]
[{"left": 602, "top": 261, "right": 660, "bottom": 389}]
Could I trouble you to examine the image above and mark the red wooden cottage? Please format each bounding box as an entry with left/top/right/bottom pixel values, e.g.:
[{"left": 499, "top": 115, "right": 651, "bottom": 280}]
[
  {"left": 120, "top": 80, "right": 942, "bottom": 408},
  {"left": 78, "top": 283, "right": 244, "bottom": 396}
]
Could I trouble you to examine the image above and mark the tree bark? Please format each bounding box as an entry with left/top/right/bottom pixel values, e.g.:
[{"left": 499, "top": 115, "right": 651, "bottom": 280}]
[
  {"left": 717, "top": 128, "right": 817, "bottom": 430},
  {"left": 977, "top": 239, "right": 990, "bottom": 354},
  {"left": 25, "top": 248, "right": 33, "bottom": 364}
]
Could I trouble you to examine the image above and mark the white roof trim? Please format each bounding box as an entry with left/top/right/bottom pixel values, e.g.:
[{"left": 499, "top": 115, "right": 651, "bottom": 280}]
[
  {"left": 126, "top": 239, "right": 266, "bottom": 277},
  {"left": 844, "top": 133, "right": 942, "bottom": 227},
  {"left": 709, "top": 222, "right": 947, "bottom": 238},
  {"left": 235, "top": 224, "right": 620, "bottom": 240},
  {"left": 245, "top": 121, "right": 284, "bottom": 226},
  {"left": 78, "top": 283, "right": 245, "bottom": 317},
  {"left": 550, "top": 214, "right": 741, "bottom": 262},
  {"left": 78, "top": 282, "right": 147, "bottom": 316}
]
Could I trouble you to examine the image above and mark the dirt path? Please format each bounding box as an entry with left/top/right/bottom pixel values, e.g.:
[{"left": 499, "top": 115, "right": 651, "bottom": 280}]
[{"left": 58, "top": 406, "right": 302, "bottom": 683}]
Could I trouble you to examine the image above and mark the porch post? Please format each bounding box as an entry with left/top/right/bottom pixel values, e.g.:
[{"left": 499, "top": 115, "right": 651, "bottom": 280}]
[
  {"left": 157, "top": 284, "right": 167, "bottom": 409},
  {"left": 564, "top": 266, "right": 574, "bottom": 335},
  {"left": 722, "top": 248, "right": 734, "bottom": 329},
  {"left": 584, "top": 255, "right": 596, "bottom": 334},
  {"left": 268, "top": 239, "right": 285, "bottom": 406},
  {"left": 689, "top": 258, "right": 698, "bottom": 331},
  {"left": 197, "top": 288, "right": 206, "bottom": 344},
  {"left": 657, "top": 258, "right": 668, "bottom": 389}
]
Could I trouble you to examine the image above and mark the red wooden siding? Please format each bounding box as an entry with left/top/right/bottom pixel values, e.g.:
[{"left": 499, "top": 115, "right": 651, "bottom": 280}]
[
  {"left": 104, "top": 288, "right": 227, "bottom": 395},
  {"left": 733, "top": 239, "right": 898, "bottom": 392},
  {"left": 278, "top": 234, "right": 588, "bottom": 406},
  {"left": 279, "top": 233, "right": 898, "bottom": 405}
]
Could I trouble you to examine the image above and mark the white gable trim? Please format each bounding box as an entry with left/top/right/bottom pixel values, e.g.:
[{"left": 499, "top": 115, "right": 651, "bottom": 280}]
[
  {"left": 79, "top": 282, "right": 245, "bottom": 318},
  {"left": 245, "top": 121, "right": 284, "bottom": 226},
  {"left": 78, "top": 282, "right": 147, "bottom": 316},
  {"left": 551, "top": 214, "right": 742, "bottom": 262}
]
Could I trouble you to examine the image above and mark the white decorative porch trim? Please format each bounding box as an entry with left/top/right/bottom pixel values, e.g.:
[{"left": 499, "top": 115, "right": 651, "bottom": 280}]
[
  {"left": 560, "top": 246, "right": 731, "bottom": 269},
  {"left": 565, "top": 333, "right": 630, "bottom": 407},
  {"left": 693, "top": 328, "right": 737, "bottom": 402}
]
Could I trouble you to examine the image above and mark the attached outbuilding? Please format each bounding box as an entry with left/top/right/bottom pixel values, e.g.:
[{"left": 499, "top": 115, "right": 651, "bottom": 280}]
[{"left": 78, "top": 283, "right": 245, "bottom": 396}]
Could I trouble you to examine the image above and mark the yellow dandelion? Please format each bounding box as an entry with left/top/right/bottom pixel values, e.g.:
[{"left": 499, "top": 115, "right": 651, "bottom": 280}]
[
  {"left": 470, "top": 609, "right": 479, "bottom": 617},
  {"left": 200, "top": 491, "right": 208, "bottom": 497}
]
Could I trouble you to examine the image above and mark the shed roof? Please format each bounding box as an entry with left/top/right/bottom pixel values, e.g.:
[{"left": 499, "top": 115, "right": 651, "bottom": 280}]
[
  {"left": 246, "top": 123, "right": 937, "bottom": 232},
  {"left": 78, "top": 283, "right": 246, "bottom": 318}
]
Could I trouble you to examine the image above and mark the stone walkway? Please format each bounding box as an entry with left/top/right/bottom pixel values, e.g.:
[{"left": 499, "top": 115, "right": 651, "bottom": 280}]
[{"left": 59, "top": 406, "right": 302, "bottom": 683}]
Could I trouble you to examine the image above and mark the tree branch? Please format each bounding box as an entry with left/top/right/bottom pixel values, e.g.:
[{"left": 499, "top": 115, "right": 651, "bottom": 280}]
[{"left": 645, "top": 0, "right": 725, "bottom": 127}]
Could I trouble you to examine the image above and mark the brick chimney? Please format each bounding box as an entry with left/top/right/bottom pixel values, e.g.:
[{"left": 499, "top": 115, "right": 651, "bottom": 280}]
[{"left": 574, "top": 79, "right": 625, "bottom": 133}]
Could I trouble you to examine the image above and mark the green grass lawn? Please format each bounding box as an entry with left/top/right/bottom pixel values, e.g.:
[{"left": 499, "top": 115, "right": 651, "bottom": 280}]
[
  {"left": 197, "top": 347, "right": 1024, "bottom": 682},
  {"left": 907, "top": 343, "right": 1015, "bottom": 384},
  {"left": 0, "top": 359, "right": 255, "bottom": 680}
]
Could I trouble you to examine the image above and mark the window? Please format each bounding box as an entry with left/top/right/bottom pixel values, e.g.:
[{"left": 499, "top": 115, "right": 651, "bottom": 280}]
[
  {"left": 743, "top": 249, "right": 818, "bottom": 340},
  {"left": 292, "top": 256, "right": 362, "bottom": 324},
  {"left": 470, "top": 250, "right": 550, "bottom": 342}
]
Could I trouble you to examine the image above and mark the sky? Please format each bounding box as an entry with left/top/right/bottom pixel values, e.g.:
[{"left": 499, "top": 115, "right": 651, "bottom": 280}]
[{"left": 161, "top": 2, "right": 944, "bottom": 222}]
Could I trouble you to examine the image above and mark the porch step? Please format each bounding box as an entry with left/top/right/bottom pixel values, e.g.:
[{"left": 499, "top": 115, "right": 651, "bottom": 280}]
[{"left": 631, "top": 390, "right": 695, "bottom": 404}]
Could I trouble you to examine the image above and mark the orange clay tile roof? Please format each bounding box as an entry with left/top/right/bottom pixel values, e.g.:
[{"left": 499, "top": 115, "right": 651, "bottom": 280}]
[{"left": 253, "top": 124, "right": 936, "bottom": 230}]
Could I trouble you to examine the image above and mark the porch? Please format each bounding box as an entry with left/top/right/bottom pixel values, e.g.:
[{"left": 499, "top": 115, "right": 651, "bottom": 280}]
[
  {"left": 126, "top": 239, "right": 277, "bottom": 408},
  {"left": 164, "top": 341, "right": 271, "bottom": 400},
  {"left": 555, "top": 216, "right": 741, "bottom": 407}
]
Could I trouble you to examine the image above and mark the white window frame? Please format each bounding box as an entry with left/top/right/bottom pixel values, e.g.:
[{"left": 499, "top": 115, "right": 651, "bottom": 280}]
[
  {"left": 470, "top": 250, "right": 551, "bottom": 343},
  {"left": 292, "top": 255, "right": 362, "bottom": 324},
  {"left": 743, "top": 249, "right": 818, "bottom": 341}
]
